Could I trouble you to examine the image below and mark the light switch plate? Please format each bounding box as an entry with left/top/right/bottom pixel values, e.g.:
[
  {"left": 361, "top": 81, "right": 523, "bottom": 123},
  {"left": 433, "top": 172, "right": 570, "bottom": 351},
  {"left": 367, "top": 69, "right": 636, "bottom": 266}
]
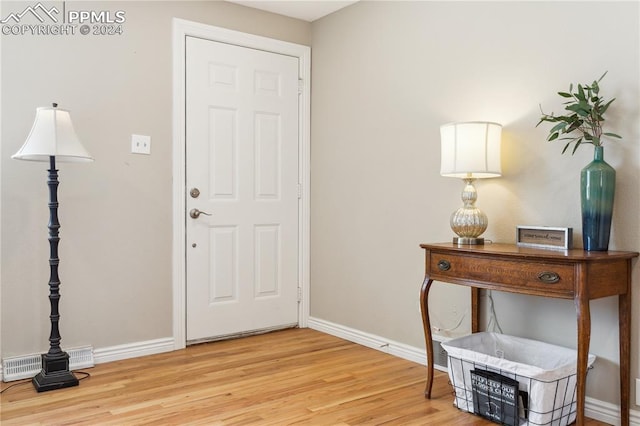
[
  {"left": 636, "top": 378, "right": 640, "bottom": 406},
  {"left": 131, "top": 134, "right": 151, "bottom": 155}
]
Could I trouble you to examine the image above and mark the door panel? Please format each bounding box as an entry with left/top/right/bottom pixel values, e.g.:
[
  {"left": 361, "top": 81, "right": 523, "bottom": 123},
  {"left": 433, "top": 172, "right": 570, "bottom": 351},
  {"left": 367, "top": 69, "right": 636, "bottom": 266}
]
[{"left": 185, "top": 36, "right": 299, "bottom": 341}]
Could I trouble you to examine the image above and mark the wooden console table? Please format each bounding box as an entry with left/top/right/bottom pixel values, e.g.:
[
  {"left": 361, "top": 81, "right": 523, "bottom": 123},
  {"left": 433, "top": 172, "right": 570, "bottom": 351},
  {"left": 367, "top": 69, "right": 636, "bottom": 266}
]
[{"left": 419, "top": 243, "right": 638, "bottom": 426}]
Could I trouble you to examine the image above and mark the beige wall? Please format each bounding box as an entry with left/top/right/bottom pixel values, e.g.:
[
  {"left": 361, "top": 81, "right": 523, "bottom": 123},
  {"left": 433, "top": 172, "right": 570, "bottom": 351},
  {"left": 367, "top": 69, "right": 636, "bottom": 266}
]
[
  {"left": 310, "top": 1, "right": 640, "bottom": 407},
  {"left": 1, "top": 1, "right": 310, "bottom": 356}
]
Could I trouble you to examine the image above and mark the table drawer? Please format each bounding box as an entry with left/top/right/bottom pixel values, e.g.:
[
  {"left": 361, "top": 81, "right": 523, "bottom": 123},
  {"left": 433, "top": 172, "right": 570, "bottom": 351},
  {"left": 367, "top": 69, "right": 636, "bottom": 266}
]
[{"left": 429, "top": 252, "right": 575, "bottom": 294}]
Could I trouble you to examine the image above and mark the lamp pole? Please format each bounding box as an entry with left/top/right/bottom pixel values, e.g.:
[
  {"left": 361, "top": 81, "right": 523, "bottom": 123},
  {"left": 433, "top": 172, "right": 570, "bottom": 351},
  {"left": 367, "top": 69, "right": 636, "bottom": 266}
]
[{"left": 31, "top": 155, "right": 79, "bottom": 392}]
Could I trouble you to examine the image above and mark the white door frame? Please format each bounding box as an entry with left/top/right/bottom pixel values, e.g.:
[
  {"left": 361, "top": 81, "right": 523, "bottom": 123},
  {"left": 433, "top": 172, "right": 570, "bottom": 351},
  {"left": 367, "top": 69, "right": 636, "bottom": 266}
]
[{"left": 171, "top": 18, "right": 311, "bottom": 350}]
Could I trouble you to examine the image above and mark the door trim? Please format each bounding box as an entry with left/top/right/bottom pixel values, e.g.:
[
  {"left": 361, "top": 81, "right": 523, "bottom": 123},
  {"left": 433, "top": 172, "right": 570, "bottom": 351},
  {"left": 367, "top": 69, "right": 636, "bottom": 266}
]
[{"left": 172, "top": 18, "right": 311, "bottom": 350}]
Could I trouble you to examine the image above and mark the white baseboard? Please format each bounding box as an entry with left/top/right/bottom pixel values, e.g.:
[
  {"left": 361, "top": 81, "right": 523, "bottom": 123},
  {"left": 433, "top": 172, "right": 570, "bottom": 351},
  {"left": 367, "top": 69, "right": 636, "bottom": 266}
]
[
  {"left": 308, "top": 317, "right": 445, "bottom": 372},
  {"left": 93, "top": 337, "right": 175, "bottom": 364},
  {"left": 0, "top": 337, "right": 175, "bottom": 382},
  {"left": 585, "top": 396, "right": 640, "bottom": 426},
  {"left": 308, "top": 316, "right": 640, "bottom": 426}
]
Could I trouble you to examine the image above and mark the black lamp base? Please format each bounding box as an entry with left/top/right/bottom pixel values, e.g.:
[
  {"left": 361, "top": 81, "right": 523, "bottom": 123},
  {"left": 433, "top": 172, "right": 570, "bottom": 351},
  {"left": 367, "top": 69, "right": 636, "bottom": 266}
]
[{"left": 32, "top": 352, "right": 79, "bottom": 392}]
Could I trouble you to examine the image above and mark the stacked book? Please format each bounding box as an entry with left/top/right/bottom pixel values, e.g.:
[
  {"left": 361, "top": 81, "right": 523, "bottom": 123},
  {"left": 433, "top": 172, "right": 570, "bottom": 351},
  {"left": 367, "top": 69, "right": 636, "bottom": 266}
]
[{"left": 471, "top": 370, "right": 528, "bottom": 426}]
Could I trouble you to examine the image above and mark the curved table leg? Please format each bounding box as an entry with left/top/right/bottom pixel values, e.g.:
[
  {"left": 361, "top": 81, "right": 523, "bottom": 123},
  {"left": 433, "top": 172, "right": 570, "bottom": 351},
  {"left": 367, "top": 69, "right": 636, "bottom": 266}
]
[
  {"left": 420, "top": 277, "right": 434, "bottom": 398},
  {"left": 575, "top": 291, "right": 591, "bottom": 426},
  {"left": 619, "top": 292, "right": 631, "bottom": 426}
]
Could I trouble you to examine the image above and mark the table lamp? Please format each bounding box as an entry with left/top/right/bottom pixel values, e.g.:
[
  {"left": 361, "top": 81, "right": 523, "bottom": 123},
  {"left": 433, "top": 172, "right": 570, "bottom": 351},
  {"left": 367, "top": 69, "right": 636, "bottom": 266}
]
[
  {"left": 12, "top": 103, "right": 93, "bottom": 392},
  {"left": 440, "top": 121, "right": 502, "bottom": 245}
]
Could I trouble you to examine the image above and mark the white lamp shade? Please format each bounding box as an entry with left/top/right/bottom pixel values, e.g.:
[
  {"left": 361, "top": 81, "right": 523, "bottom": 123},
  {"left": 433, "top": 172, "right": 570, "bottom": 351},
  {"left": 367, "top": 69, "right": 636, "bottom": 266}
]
[
  {"left": 440, "top": 121, "right": 501, "bottom": 178},
  {"left": 12, "top": 106, "right": 93, "bottom": 162}
]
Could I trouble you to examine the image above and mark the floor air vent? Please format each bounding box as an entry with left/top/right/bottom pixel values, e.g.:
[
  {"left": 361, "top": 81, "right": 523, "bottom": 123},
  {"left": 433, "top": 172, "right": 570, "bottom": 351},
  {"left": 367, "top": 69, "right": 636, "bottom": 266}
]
[{"left": 2, "top": 346, "right": 94, "bottom": 382}]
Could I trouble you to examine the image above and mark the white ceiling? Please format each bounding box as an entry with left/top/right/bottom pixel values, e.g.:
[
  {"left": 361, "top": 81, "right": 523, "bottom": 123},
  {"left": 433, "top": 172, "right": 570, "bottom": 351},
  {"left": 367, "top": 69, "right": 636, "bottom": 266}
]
[{"left": 225, "top": 0, "right": 358, "bottom": 22}]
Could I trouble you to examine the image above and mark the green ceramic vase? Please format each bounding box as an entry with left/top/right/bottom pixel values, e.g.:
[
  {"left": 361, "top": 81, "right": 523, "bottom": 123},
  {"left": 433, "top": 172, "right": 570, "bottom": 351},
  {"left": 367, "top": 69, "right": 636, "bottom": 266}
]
[{"left": 580, "top": 146, "right": 615, "bottom": 251}]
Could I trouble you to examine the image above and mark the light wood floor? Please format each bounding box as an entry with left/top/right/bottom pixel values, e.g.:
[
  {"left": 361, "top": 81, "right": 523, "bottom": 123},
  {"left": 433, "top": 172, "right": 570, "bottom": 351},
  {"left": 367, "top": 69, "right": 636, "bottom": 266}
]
[{"left": 1, "top": 329, "right": 608, "bottom": 425}]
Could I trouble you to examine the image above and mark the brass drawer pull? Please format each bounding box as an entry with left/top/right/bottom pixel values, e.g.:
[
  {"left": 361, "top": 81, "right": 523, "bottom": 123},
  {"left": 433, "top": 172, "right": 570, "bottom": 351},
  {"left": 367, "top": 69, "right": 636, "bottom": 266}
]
[
  {"left": 537, "top": 271, "right": 560, "bottom": 284},
  {"left": 437, "top": 260, "right": 451, "bottom": 271}
]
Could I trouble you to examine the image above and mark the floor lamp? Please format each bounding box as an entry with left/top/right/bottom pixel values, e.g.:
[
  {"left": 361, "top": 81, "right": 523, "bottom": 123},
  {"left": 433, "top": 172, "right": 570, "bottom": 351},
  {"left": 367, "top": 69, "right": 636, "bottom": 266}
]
[{"left": 12, "top": 103, "right": 93, "bottom": 392}]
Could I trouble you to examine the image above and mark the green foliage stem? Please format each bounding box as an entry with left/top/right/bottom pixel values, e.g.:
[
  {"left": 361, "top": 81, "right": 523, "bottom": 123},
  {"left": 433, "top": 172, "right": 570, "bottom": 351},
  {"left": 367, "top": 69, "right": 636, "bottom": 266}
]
[{"left": 537, "top": 71, "right": 621, "bottom": 155}]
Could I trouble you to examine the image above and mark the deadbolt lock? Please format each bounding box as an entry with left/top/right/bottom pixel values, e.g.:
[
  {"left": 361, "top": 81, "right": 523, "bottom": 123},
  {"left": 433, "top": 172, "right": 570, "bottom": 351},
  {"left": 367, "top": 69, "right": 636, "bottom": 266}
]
[{"left": 190, "top": 188, "right": 200, "bottom": 198}]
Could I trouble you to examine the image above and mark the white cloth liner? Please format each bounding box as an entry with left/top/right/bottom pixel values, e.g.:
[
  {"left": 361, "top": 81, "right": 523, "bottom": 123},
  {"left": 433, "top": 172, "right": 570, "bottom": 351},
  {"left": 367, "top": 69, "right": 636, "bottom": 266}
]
[{"left": 441, "top": 332, "right": 596, "bottom": 426}]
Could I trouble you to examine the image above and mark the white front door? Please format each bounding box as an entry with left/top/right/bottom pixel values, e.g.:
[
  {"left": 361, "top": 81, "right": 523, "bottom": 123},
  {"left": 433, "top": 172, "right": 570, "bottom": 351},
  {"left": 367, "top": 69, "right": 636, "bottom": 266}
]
[{"left": 185, "top": 36, "right": 300, "bottom": 342}]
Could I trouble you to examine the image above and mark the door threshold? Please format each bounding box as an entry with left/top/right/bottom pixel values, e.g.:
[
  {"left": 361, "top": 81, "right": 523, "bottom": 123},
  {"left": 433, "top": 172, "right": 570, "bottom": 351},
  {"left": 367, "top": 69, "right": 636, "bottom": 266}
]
[{"left": 187, "top": 323, "right": 299, "bottom": 346}]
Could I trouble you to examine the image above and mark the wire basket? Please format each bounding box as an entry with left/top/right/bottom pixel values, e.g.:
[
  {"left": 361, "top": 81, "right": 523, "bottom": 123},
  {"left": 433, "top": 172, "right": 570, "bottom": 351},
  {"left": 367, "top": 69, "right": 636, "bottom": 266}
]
[{"left": 442, "top": 332, "right": 596, "bottom": 426}]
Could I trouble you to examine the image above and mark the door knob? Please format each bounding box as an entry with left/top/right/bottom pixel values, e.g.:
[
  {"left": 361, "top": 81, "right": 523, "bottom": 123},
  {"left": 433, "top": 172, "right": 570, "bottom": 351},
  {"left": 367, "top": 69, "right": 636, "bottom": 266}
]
[{"left": 189, "top": 208, "right": 212, "bottom": 219}]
